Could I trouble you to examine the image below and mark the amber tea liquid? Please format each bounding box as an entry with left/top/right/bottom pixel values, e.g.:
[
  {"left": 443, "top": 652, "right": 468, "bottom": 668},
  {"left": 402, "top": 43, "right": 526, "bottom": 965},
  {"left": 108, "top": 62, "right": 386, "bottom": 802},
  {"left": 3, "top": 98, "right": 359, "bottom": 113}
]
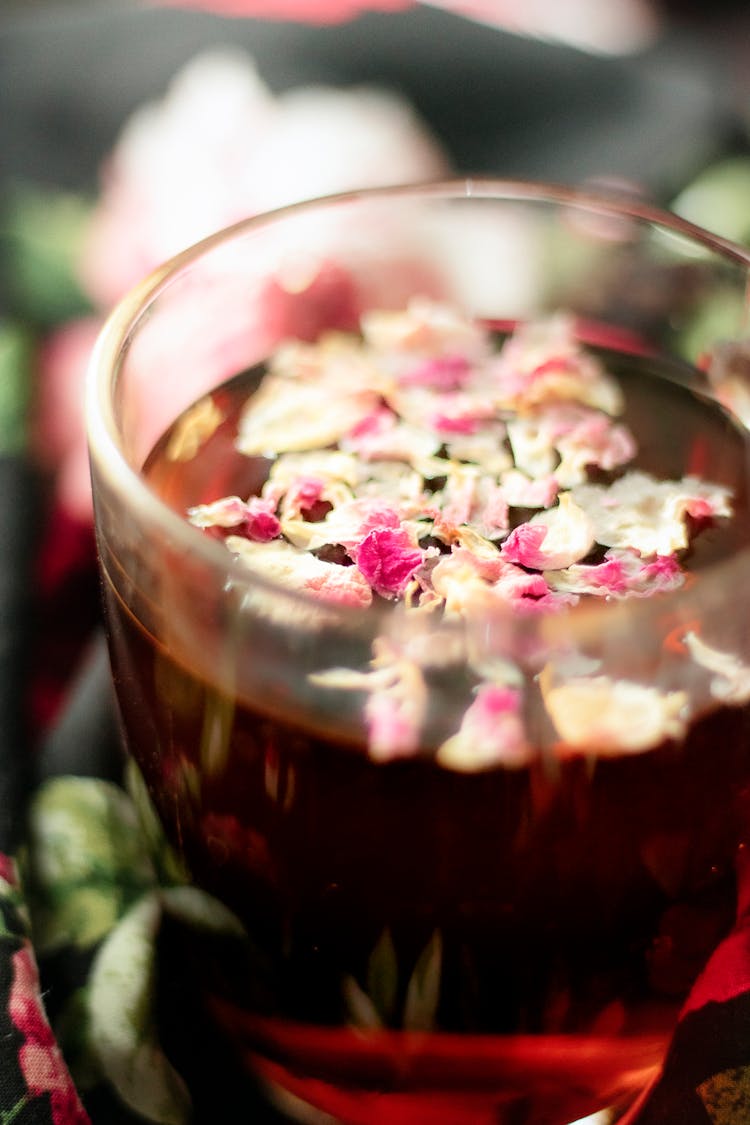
[{"left": 102, "top": 349, "right": 750, "bottom": 1125}]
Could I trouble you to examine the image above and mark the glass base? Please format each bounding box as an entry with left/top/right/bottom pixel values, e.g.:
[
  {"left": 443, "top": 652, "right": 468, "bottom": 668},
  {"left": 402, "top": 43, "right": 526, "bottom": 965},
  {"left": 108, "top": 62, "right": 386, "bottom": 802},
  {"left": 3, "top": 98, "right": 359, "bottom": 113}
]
[
  {"left": 255, "top": 1060, "right": 653, "bottom": 1125},
  {"left": 213, "top": 996, "right": 667, "bottom": 1124},
  {"left": 261, "top": 1076, "right": 636, "bottom": 1125}
]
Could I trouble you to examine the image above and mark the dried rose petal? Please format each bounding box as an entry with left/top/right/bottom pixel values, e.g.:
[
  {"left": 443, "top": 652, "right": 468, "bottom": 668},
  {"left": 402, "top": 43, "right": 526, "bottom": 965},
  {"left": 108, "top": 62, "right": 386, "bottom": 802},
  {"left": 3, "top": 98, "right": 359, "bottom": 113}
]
[
  {"left": 502, "top": 493, "right": 594, "bottom": 570},
  {"left": 500, "top": 469, "right": 559, "bottom": 510},
  {"left": 492, "top": 564, "right": 555, "bottom": 603},
  {"left": 283, "top": 475, "right": 327, "bottom": 517},
  {"left": 684, "top": 632, "right": 750, "bottom": 703},
  {"left": 244, "top": 496, "right": 282, "bottom": 541},
  {"left": 237, "top": 373, "right": 380, "bottom": 455},
  {"left": 342, "top": 409, "right": 441, "bottom": 463},
  {"left": 573, "top": 471, "right": 732, "bottom": 557},
  {"left": 546, "top": 548, "right": 684, "bottom": 599},
  {"left": 354, "top": 526, "right": 424, "bottom": 598},
  {"left": 493, "top": 313, "right": 624, "bottom": 414},
  {"left": 444, "top": 424, "right": 512, "bottom": 475},
  {"left": 508, "top": 403, "right": 635, "bottom": 488},
  {"left": 399, "top": 353, "right": 471, "bottom": 390},
  {"left": 428, "top": 544, "right": 573, "bottom": 615},
  {"left": 226, "top": 536, "right": 372, "bottom": 606},
  {"left": 432, "top": 464, "right": 482, "bottom": 539},
  {"left": 437, "top": 684, "right": 533, "bottom": 771},
  {"left": 475, "top": 483, "right": 510, "bottom": 538},
  {"left": 551, "top": 405, "right": 637, "bottom": 487},
  {"left": 183, "top": 300, "right": 739, "bottom": 771},
  {"left": 425, "top": 390, "right": 495, "bottom": 436},
  {"left": 312, "top": 638, "right": 427, "bottom": 760},
  {"left": 440, "top": 542, "right": 506, "bottom": 582},
  {"left": 430, "top": 550, "right": 496, "bottom": 614},
  {"left": 284, "top": 496, "right": 404, "bottom": 552},
  {"left": 265, "top": 449, "right": 360, "bottom": 493},
  {"left": 365, "top": 690, "right": 420, "bottom": 760},
  {"left": 431, "top": 412, "right": 479, "bottom": 435},
  {"left": 542, "top": 671, "right": 688, "bottom": 753},
  {"left": 355, "top": 502, "right": 404, "bottom": 539},
  {"left": 187, "top": 494, "right": 281, "bottom": 541},
  {"left": 506, "top": 416, "right": 558, "bottom": 480},
  {"left": 188, "top": 495, "right": 251, "bottom": 529},
  {"left": 361, "top": 297, "right": 487, "bottom": 360}
]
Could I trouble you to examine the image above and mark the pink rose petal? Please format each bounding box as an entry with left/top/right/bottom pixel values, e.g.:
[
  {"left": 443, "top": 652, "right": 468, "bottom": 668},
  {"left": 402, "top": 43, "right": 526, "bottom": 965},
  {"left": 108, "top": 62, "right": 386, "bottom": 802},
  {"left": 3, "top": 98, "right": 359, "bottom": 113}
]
[
  {"left": 284, "top": 475, "right": 326, "bottom": 517},
  {"left": 244, "top": 496, "right": 282, "bottom": 541},
  {"left": 500, "top": 523, "right": 549, "bottom": 569},
  {"left": 437, "top": 684, "right": 534, "bottom": 771},
  {"left": 355, "top": 527, "right": 423, "bottom": 598},
  {"left": 365, "top": 691, "right": 420, "bottom": 759},
  {"left": 399, "top": 353, "right": 471, "bottom": 390}
]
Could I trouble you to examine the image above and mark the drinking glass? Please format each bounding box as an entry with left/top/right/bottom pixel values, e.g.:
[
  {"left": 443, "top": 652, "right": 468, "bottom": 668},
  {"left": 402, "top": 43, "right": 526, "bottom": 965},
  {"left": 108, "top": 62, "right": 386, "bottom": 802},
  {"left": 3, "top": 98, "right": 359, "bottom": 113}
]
[{"left": 86, "top": 180, "right": 750, "bottom": 1125}]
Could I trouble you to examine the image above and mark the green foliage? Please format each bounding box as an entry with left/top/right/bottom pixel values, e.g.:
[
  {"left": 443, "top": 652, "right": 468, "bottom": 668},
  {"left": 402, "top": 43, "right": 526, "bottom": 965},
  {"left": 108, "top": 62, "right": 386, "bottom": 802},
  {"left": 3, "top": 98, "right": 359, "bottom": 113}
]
[
  {"left": 88, "top": 893, "right": 191, "bottom": 1125},
  {"left": 0, "top": 182, "right": 93, "bottom": 328},
  {"left": 672, "top": 158, "right": 750, "bottom": 247},
  {"left": 0, "top": 323, "right": 32, "bottom": 455},
  {"left": 26, "top": 777, "right": 157, "bottom": 954}
]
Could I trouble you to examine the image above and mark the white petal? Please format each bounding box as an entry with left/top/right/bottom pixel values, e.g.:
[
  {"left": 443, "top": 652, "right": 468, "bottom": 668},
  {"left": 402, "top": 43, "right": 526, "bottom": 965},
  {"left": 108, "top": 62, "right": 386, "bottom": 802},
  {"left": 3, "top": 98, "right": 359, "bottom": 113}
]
[
  {"left": 542, "top": 672, "right": 688, "bottom": 754},
  {"left": 237, "top": 374, "right": 379, "bottom": 455},
  {"left": 527, "top": 493, "right": 595, "bottom": 569},
  {"left": 684, "top": 631, "right": 750, "bottom": 703}
]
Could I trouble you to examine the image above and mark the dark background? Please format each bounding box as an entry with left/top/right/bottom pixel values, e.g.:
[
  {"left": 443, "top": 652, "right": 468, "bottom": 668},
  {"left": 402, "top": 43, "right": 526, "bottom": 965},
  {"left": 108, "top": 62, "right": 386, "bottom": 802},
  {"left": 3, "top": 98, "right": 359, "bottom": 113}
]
[{"left": 1, "top": 2, "right": 749, "bottom": 199}]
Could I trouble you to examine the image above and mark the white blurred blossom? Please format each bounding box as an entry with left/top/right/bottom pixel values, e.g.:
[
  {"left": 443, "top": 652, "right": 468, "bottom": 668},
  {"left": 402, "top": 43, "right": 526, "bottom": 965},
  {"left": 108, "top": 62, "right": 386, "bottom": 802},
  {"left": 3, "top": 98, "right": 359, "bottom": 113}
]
[{"left": 80, "top": 50, "right": 449, "bottom": 307}]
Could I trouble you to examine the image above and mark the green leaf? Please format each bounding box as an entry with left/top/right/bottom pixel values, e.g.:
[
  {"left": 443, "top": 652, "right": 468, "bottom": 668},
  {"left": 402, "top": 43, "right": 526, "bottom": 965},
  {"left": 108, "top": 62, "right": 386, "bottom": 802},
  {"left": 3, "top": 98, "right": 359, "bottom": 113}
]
[
  {"left": 342, "top": 974, "right": 382, "bottom": 1030},
  {"left": 27, "top": 777, "right": 157, "bottom": 953},
  {"left": 677, "top": 289, "right": 747, "bottom": 369},
  {"left": 200, "top": 689, "right": 236, "bottom": 778},
  {"left": 124, "top": 760, "right": 189, "bottom": 888},
  {"left": 160, "top": 884, "right": 245, "bottom": 938},
  {"left": 0, "top": 182, "right": 93, "bottom": 327},
  {"left": 54, "top": 986, "right": 102, "bottom": 1092},
  {"left": 672, "top": 158, "right": 750, "bottom": 246},
  {"left": 88, "top": 891, "right": 191, "bottom": 1125},
  {"left": 403, "top": 929, "right": 442, "bottom": 1032},
  {"left": 1, "top": 1098, "right": 33, "bottom": 1125},
  {"left": 366, "top": 927, "right": 398, "bottom": 1025},
  {"left": 0, "top": 322, "right": 32, "bottom": 455}
]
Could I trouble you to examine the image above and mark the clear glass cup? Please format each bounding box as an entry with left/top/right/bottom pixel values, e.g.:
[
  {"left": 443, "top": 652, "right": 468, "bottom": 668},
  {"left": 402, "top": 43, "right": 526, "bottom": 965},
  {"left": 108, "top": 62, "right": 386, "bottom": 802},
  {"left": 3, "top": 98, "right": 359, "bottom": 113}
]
[{"left": 86, "top": 180, "right": 750, "bottom": 1125}]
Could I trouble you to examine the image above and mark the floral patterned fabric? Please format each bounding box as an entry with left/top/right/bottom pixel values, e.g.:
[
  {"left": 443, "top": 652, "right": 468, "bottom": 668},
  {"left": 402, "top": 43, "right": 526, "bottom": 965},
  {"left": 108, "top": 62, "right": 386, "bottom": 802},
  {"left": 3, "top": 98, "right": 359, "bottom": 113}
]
[
  {"left": 0, "top": 854, "right": 88, "bottom": 1125},
  {"left": 14, "top": 768, "right": 258, "bottom": 1125}
]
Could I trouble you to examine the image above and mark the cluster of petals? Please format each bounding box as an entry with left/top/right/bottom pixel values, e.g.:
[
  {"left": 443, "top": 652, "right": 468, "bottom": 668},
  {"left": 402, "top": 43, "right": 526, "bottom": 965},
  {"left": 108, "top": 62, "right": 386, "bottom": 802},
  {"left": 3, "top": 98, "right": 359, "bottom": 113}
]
[
  {"left": 491, "top": 313, "right": 625, "bottom": 416},
  {"left": 187, "top": 299, "right": 737, "bottom": 767},
  {"left": 436, "top": 684, "right": 532, "bottom": 771},
  {"left": 572, "top": 471, "right": 733, "bottom": 557},
  {"left": 541, "top": 672, "right": 689, "bottom": 754},
  {"left": 189, "top": 494, "right": 281, "bottom": 541},
  {"left": 311, "top": 638, "right": 428, "bottom": 760},
  {"left": 545, "top": 547, "right": 684, "bottom": 598}
]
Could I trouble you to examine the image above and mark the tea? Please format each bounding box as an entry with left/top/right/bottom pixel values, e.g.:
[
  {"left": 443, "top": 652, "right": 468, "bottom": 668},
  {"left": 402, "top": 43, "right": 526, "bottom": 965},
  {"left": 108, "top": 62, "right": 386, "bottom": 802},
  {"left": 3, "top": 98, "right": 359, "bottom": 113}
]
[{"left": 102, "top": 307, "right": 750, "bottom": 1124}]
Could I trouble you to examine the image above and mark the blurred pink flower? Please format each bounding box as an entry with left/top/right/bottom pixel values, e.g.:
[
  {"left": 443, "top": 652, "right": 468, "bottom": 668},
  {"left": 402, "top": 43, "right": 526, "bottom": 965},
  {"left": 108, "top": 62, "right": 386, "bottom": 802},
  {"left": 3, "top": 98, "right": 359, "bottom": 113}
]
[
  {"left": 155, "top": 0, "right": 658, "bottom": 54},
  {"left": 37, "top": 49, "right": 449, "bottom": 520},
  {"left": 33, "top": 317, "right": 103, "bottom": 523},
  {"left": 80, "top": 50, "right": 448, "bottom": 307},
  {"left": 158, "top": 0, "right": 412, "bottom": 16}
]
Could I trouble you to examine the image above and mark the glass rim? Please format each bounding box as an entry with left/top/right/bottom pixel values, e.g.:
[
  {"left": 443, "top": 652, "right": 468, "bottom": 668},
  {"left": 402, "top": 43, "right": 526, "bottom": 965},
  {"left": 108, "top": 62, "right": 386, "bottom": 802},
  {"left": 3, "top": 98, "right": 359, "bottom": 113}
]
[{"left": 85, "top": 175, "right": 750, "bottom": 630}]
